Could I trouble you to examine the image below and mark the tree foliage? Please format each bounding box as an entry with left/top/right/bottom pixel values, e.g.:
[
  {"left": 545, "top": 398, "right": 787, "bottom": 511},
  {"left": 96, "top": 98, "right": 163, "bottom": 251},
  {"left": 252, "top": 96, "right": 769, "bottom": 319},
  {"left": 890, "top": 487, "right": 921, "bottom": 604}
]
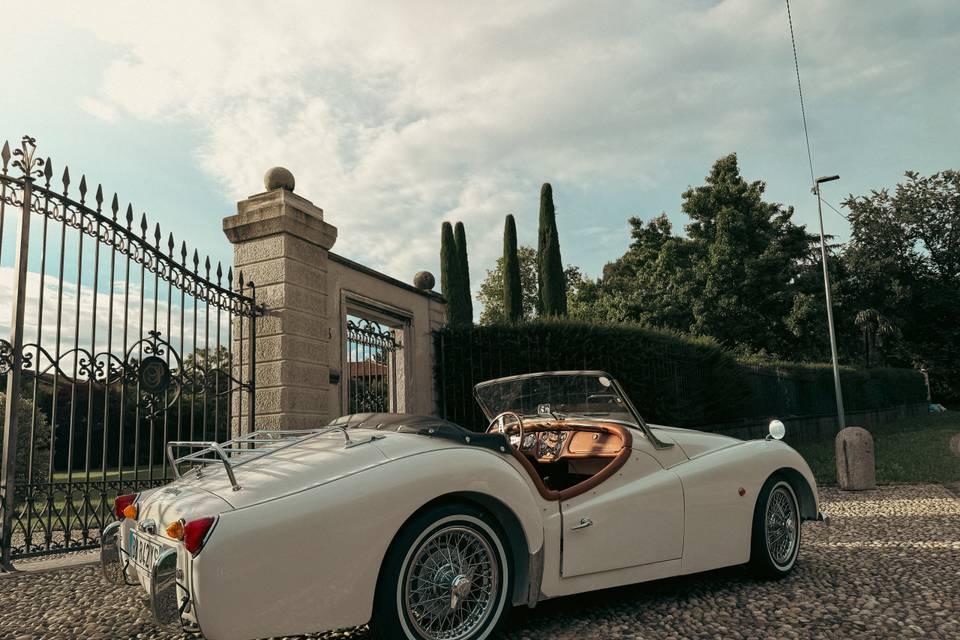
[
  {"left": 537, "top": 183, "right": 567, "bottom": 316},
  {"left": 842, "top": 169, "right": 960, "bottom": 401},
  {"left": 477, "top": 246, "right": 582, "bottom": 325},
  {"left": 441, "top": 221, "right": 470, "bottom": 326},
  {"left": 577, "top": 154, "right": 818, "bottom": 358},
  {"left": 502, "top": 215, "right": 523, "bottom": 323},
  {"left": 453, "top": 221, "right": 474, "bottom": 325}
]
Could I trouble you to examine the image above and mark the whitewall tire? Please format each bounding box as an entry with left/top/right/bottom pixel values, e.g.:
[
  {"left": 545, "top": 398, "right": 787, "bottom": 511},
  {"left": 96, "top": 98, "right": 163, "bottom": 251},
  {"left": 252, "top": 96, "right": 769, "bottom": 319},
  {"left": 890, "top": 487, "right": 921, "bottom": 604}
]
[{"left": 372, "top": 503, "right": 512, "bottom": 640}]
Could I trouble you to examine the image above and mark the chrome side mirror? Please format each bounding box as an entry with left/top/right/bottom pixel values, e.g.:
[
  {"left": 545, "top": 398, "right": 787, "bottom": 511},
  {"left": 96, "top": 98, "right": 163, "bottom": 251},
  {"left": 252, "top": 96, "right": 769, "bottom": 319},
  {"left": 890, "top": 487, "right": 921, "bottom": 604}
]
[{"left": 767, "top": 419, "right": 786, "bottom": 441}]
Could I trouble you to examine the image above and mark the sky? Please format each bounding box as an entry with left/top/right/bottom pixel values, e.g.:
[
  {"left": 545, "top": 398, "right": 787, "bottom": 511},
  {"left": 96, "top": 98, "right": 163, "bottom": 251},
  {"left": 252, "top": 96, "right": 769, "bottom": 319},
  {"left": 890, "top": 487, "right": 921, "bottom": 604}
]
[{"left": 2, "top": 0, "right": 958, "bottom": 302}]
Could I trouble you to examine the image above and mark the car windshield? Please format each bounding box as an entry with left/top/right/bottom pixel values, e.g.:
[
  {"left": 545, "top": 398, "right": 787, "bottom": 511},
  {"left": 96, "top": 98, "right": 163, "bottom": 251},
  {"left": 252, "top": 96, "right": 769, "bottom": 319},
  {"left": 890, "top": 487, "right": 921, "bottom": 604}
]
[{"left": 474, "top": 371, "right": 638, "bottom": 424}]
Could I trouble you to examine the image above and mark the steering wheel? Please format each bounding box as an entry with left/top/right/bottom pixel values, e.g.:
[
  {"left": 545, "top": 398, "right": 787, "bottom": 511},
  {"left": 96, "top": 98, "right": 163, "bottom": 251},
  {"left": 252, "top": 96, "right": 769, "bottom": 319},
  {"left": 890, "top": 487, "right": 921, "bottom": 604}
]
[{"left": 487, "top": 411, "right": 525, "bottom": 450}]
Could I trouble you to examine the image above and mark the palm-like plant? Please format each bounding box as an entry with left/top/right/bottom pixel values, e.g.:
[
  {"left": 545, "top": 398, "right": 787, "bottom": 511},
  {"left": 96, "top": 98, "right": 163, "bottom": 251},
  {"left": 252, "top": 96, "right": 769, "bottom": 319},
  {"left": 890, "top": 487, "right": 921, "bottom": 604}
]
[{"left": 854, "top": 308, "right": 900, "bottom": 367}]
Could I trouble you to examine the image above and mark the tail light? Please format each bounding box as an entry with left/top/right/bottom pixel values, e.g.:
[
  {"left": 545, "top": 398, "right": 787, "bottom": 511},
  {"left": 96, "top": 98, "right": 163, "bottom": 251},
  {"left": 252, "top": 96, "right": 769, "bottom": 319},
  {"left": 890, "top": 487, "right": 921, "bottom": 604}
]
[
  {"left": 183, "top": 517, "right": 216, "bottom": 556},
  {"left": 114, "top": 493, "right": 138, "bottom": 520}
]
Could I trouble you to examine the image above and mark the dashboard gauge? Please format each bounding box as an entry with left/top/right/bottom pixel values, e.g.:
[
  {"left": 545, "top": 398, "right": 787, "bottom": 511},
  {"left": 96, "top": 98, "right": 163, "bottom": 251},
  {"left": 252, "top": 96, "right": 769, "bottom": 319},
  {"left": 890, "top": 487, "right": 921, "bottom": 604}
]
[
  {"left": 538, "top": 431, "right": 566, "bottom": 458},
  {"left": 522, "top": 433, "right": 537, "bottom": 450}
]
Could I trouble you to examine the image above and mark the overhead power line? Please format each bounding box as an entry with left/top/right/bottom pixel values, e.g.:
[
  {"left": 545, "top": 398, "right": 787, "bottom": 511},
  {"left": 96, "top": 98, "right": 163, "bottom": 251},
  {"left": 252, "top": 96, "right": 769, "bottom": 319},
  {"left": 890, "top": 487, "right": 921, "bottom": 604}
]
[{"left": 785, "top": 0, "right": 816, "bottom": 188}]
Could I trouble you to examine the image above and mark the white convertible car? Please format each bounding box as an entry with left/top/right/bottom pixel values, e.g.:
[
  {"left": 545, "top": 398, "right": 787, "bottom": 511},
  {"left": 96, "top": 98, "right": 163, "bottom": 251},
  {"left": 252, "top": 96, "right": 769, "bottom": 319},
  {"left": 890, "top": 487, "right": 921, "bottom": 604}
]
[{"left": 101, "top": 370, "right": 824, "bottom": 640}]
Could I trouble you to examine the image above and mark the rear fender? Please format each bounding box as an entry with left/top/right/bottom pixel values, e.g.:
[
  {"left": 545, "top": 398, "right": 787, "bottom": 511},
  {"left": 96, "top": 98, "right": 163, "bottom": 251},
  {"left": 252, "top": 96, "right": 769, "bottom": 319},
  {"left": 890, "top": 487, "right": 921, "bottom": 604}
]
[{"left": 191, "top": 447, "right": 544, "bottom": 640}]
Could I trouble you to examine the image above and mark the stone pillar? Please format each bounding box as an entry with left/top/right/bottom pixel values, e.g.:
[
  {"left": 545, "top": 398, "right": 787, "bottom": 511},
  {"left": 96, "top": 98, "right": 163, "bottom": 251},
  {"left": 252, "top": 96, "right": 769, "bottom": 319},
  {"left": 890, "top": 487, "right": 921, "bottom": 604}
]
[
  {"left": 835, "top": 426, "right": 877, "bottom": 490},
  {"left": 223, "top": 167, "right": 337, "bottom": 432}
]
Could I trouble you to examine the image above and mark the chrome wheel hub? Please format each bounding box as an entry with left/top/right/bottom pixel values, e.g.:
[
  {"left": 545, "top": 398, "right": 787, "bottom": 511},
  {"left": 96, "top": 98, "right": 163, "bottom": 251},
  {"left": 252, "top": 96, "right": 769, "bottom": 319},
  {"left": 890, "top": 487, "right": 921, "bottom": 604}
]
[{"left": 404, "top": 525, "right": 499, "bottom": 640}]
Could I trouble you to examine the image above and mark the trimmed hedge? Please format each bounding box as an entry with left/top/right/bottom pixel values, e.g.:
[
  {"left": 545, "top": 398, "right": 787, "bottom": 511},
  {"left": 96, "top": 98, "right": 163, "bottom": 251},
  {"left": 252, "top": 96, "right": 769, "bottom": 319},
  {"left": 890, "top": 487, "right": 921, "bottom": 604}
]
[{"left": 433, "top": 320, "right": 927, "bottom": 432}]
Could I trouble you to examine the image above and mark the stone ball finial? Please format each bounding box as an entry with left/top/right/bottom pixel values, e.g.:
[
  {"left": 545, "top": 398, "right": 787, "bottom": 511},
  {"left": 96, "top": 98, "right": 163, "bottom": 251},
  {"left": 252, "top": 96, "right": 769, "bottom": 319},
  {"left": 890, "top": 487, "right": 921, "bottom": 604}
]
[
  {"left": 264, "top": 167, "right": 295, "bottom": 192},
  {"left": 413, "top": 271, "right": 436, "bottom": 291}
]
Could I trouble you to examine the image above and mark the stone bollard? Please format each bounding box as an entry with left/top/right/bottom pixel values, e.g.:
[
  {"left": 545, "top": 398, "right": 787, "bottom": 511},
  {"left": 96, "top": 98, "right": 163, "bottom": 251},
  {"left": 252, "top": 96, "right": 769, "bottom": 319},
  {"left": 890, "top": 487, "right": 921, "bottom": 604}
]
[{"left": 835, "top": 426, "right": 877, "bottom": 490}]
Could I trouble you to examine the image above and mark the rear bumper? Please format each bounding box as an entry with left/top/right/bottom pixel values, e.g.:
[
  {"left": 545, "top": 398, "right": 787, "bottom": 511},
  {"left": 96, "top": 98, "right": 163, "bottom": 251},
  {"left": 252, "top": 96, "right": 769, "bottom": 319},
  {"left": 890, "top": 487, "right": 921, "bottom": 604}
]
[{"left": 100, "top": 520, "right": 200, "bottom": 633}]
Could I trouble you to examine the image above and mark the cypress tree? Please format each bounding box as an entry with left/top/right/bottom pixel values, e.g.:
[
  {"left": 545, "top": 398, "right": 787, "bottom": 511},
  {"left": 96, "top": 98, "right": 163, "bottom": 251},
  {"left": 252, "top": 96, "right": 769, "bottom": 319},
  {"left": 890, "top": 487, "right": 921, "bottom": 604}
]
[
  {"left": 503, "top": 214, "right": 523, "bottom": 322},
  {"left": 440, "top": 221, "right": 467, "bottom": 326},
  {"left": 537, "top": 183, "right": 567, "bottom": 316},
  {"left": 454, "top": 222, "right": 474, "bottom": 325}
]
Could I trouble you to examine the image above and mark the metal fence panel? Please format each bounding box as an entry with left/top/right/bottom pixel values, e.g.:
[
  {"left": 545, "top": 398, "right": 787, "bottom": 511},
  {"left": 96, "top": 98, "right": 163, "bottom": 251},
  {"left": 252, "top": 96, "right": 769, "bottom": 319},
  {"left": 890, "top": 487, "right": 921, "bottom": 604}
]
[{"left": 0, "top": 136, "right": 258, "bottom": 566}]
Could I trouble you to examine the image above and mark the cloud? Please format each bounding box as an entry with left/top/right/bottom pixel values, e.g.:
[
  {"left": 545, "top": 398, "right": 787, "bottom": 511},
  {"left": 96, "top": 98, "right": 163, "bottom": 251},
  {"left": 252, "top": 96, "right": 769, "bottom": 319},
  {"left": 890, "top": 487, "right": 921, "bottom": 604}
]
[
  {"left": 0, "top": 267, "right": 230, "bottom": 376},
  {"left": 20, "top": 0, "right": 960, "bottom": 295},
  {"left": 78, "top": 97, "right": 117, "bottom": 122}
]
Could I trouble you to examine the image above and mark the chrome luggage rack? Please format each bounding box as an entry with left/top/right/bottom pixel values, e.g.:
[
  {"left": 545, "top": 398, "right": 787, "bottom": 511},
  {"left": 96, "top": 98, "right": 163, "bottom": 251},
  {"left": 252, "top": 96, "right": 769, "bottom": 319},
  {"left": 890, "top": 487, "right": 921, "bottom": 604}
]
[{"left": 165, "top": 426, "right": 367, "bottom": 491}]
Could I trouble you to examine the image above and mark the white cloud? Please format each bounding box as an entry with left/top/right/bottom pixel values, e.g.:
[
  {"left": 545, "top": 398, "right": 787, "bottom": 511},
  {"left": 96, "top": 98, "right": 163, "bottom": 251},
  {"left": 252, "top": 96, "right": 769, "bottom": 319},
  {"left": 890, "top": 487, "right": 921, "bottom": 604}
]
[
  {"left": 0, "top": 266, "right": 230, "bottom": 376},
  {"left": 78, "top": 97, "right": 117, "bottom": 122},
  {"left": 16, "top": 0, "right": 960, "bottom": 295}
]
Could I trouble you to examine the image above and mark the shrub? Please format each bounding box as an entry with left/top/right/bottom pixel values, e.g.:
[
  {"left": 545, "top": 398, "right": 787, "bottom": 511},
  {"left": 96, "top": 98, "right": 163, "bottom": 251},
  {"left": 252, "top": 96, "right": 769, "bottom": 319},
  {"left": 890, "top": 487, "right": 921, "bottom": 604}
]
[
  {"left": 434, "top": 320, "right": 927, "bottom": 431},
  {"left": 0, "top": 392, "right": 52, "bottom": 484}
]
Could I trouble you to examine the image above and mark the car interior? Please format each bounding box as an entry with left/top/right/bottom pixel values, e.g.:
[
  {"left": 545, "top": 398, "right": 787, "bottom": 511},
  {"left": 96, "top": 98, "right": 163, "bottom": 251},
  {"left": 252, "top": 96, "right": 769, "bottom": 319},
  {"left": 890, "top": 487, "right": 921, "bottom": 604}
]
[{"left": 485, "top": 415, "right": 633, "bottom": 501}]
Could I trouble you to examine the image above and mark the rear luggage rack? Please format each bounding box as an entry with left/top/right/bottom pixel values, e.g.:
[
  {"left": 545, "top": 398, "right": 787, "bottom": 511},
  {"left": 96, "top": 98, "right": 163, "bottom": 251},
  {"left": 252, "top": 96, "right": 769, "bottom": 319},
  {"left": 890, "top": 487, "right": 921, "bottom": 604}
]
[{"left": 166, "top": 427, "right": 363, "bottom": 491}]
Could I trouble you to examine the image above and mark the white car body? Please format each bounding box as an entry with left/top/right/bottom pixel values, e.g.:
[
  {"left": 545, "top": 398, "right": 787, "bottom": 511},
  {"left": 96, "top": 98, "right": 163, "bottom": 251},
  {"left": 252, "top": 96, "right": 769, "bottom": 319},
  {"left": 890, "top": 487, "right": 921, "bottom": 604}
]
[{"left": 101, "top": 371, "right": 821, "bottom": 640}]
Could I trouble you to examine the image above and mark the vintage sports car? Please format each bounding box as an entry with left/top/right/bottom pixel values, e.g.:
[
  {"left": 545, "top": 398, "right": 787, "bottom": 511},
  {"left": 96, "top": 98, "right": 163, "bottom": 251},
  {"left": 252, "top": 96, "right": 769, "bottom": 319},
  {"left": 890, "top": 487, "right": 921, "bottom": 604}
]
[{"left": 100, "top": 371, "right": 824, "bottom": 640}]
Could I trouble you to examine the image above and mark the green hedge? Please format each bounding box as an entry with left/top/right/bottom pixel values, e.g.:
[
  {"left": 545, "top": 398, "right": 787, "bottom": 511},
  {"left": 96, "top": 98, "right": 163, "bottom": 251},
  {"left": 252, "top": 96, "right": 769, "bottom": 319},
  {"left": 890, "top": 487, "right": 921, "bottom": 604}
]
[{"left": 433, "top": 320, "right": 927, "bottom": 432}]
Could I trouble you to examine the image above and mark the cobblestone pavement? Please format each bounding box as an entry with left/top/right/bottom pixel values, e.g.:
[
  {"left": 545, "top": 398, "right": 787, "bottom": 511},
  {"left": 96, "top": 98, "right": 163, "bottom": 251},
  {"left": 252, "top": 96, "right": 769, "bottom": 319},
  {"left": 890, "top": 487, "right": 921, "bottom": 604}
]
[{"left": 1, "top": 484, "right": 957, "bottom": 640}]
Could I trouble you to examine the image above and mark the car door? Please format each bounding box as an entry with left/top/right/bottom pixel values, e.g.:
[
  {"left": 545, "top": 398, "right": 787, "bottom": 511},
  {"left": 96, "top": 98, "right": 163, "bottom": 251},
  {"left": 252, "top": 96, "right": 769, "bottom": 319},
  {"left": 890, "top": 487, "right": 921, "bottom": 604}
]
[{"left": 560, "top": 433, "right": 684, "bottom": 578}]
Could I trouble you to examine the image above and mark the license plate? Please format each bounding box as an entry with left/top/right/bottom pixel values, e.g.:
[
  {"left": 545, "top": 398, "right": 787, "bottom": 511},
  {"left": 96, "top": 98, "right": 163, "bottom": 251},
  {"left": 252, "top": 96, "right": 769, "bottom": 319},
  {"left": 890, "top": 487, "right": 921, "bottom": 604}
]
[{"left": 128, "top": 530, "right": 161, "bottom": 573}]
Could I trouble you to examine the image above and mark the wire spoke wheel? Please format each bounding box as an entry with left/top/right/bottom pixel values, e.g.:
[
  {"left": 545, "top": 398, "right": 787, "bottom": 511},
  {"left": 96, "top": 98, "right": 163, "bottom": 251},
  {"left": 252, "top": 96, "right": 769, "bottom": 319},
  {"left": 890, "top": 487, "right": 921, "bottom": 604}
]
[
  {"left": 403, "top": 524, "right": 500, "bottom": 640},
  {"left": 764, "top": 484, "right": 799, "bottom": 568}
]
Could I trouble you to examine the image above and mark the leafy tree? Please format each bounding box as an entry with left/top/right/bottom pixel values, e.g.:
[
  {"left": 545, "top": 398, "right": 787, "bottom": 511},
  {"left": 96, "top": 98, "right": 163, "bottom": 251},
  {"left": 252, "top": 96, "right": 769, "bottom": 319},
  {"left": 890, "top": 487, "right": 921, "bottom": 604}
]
[
  {"left": 477, "top": 246, "right": 582, "bottom": 324},
  {"left": 453, "top": 222, "right": 474, "bottom": 325},
  {"left": 537, "top": 183, "right": 567, "bottom": 316},
  {"left": 843, "top": 169, "right": 960, "bottom": 401},
  {"left": 441, "top": 221, "right": 470, "bottom": 326},
  {"left": 502, "top": 215, "right": 523, "bottom": 323},
  {"left": 580, "top": 154, "right": 817, "bottom": 358}
]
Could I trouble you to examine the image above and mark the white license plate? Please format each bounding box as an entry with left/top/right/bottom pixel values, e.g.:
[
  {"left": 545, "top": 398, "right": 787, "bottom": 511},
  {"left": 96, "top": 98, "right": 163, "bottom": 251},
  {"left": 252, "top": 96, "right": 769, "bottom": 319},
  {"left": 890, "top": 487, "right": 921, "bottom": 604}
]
[{"left": 128, "top": 530, "right": 161, "bottom": 573}]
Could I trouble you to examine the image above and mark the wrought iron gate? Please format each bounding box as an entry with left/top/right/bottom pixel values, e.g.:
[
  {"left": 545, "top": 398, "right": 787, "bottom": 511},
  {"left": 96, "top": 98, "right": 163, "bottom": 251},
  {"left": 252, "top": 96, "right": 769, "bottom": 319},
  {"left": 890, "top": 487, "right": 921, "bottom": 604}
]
[
  {"left": 345, "top": 317, "right": 403, "bottom": 413},
  {"left": 0, "top": 136, "right": 258, "bottom": 567}
]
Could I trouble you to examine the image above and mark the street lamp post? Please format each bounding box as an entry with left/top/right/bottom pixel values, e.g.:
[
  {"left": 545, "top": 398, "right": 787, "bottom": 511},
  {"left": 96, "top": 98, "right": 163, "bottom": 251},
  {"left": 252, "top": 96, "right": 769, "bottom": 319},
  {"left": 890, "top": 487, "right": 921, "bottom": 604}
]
[{"left": 814, "top": 174, "right": 845, "bottom": 431}]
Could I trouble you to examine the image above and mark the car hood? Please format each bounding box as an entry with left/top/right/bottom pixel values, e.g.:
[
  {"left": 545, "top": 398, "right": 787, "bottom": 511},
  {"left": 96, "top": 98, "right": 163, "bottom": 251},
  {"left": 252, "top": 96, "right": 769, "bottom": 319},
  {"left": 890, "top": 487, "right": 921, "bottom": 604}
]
[{"left": 648, "top": 424, "right": 743, "bottom": 460}]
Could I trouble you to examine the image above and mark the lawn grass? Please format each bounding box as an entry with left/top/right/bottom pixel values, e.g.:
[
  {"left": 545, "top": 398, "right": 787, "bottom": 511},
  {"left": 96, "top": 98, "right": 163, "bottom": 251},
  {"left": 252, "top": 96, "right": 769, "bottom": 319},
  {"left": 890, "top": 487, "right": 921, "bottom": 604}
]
[{"left": 792, "top": 411, "right": 960, "bottom": 486}]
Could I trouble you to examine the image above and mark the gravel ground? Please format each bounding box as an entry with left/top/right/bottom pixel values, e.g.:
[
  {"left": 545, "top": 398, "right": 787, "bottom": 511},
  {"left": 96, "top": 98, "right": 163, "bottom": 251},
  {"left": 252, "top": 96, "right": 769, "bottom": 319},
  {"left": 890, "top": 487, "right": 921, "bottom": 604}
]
[{"left": 1, "top": 484, "right": 957, "bottom": 640}]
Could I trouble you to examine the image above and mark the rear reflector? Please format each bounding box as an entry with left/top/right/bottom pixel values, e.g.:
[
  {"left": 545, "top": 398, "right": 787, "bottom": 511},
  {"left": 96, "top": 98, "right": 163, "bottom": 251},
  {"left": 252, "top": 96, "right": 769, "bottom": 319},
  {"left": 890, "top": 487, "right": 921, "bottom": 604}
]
[
  {"left": 122, "top": 504, "right": 139, "bottom": 520},
  {"left": 113, "top": 493, "right": 138, "bottom": 520},
  {"left": 183, "top": 517, "right": 216, "bottom": 556}
]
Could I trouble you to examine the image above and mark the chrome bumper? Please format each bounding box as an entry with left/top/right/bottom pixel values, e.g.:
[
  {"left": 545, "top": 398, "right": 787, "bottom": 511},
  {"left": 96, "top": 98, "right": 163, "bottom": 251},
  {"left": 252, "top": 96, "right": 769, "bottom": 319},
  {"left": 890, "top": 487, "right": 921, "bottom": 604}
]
[{"left": 100, "top": 521, "right": 196, "bottom": 631}]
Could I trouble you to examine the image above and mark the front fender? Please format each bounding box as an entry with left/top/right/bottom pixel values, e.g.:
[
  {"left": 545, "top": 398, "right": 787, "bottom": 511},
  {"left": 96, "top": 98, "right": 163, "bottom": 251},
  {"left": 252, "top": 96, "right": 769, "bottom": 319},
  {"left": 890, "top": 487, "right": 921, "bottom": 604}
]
[
  {"left": 675, "top": 439, "right": 819, "bottom": 573},
  {"left": 191, "top": 447, "right": 543, "bottom": 640}
]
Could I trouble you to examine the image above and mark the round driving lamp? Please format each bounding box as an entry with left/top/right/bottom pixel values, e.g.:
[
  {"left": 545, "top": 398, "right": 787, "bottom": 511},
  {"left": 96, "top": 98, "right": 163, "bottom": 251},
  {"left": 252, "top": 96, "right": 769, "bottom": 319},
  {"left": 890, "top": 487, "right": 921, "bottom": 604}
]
[{"left": 768, "top": 419, "right": 786, "bottom": 440}]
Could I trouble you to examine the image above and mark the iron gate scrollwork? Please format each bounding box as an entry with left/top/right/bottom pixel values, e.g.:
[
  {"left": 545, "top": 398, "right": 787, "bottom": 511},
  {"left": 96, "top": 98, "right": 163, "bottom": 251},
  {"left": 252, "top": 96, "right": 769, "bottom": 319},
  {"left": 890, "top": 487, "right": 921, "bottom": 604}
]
[
  {"left": 0, "top": 136, "right": 259, "bottom": 567},
  {"left": 346, "top": 317, "right": 403, "bottom": 413}
]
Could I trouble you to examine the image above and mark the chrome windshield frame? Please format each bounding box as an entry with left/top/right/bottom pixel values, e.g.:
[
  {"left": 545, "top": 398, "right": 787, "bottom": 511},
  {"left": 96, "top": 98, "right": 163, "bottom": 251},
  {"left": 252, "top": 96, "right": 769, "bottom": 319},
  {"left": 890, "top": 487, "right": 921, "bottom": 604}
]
[{"left": 473, "top": 370, "right": 673, "bottom": 449}]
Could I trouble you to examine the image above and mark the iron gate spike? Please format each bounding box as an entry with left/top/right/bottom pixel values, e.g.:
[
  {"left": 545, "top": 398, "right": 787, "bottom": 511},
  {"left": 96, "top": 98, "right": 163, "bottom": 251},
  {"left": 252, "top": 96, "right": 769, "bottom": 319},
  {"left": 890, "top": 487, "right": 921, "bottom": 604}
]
[
  {"left": 43, "top": 156, "right": 53, "bottom": 184},
  {"left": 95, "top": 185, "right": 104, "bottom": 212},
  {"left": 61, "top": 166, "right": 70, "bottom": 194},
  {"left": 125, "top": 204, "right": 133, "bottom": 228},
  {"left": 1, "top": 140, "right": 10, "bottom": 171},
  {"left": 79, "top": 175, "right": 87, "bottom": 203},
  {"left": 111, "top": 194, "right": 119, "bottom": 220}
]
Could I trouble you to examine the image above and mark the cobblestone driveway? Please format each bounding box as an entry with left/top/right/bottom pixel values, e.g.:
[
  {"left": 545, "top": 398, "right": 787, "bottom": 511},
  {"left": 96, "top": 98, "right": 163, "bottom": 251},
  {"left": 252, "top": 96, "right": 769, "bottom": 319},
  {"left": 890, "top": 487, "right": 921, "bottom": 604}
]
[{"left": 1, "top": 484, "right": 957, "bottom": 640}]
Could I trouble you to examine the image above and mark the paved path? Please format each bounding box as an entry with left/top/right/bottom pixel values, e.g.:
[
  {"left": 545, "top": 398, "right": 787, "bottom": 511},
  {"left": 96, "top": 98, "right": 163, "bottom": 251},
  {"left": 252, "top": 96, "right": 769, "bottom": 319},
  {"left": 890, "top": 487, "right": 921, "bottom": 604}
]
[{"left": 1, "top": 484, "right": 957, "bottom": 639}]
